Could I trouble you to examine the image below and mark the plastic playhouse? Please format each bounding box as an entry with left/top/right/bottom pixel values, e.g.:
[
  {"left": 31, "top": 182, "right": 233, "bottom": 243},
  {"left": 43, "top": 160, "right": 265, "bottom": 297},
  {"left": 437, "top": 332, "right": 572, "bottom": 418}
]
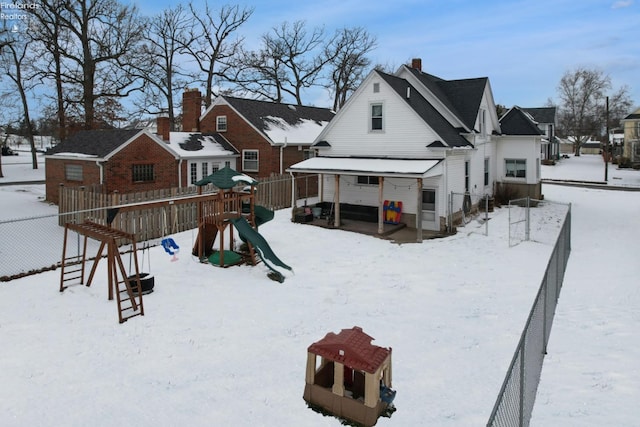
[
  {"left": 303, "top": 326, "right": 396, "bottom": 426},
  {"left": 192, "top": 167, "right": 292, "bottom": 281}
]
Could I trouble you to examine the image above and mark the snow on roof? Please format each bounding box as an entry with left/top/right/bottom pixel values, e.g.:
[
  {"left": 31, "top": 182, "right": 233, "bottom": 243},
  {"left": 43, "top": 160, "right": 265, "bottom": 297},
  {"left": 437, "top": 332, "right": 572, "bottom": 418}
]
[
  {"left": 262, "top": 116, "right": 328, "bottom": 145},
  {"left": 288, "top": 157, "right": 443, "bottom": 177},
  {"left": 49, "top": 152, "right": 99, "bottom": 158},
  {"left": 168, "top": 132, "right": 236, "bottom": 158}
]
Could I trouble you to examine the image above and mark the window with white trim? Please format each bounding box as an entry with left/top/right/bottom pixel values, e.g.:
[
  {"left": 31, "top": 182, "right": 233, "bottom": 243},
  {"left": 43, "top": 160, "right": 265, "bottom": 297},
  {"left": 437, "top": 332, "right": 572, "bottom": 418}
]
[
  {"left": 242, "top": 150, "right": 259, "bottom": 172},
  {"left": 464, "top": 160, "right": 470, "bottom": 192},
  {"left": 303, "top": 149, "right": 315, "bottom": 160},
  {"left": 212, "top": 163, "right": 220, "bottom": 173},
  {"left": 202, "top": 162, "right": 208, "bottom": 178},
  {"left": 216, "top": 115, "right": 227, "bottom": 132},
  {"left": 356, "top": 175, "right": 379, "bottom": 185},
  {"left": 132, "top": 164, "right": 154, "bottom": 182},
  {"left": 370, "top": 103, "right": 383, "bottom": 131},
  {"left": 190, "top": 163, "right": 197, "bottom": 184},
  {"left": 479, "top": 109, "right": 487, "bottom": 136},
  {"left": 505, "top": 159, "right": 526, "bottom": 178},
  {"left": 484, "top": 158, "right": 490, "bottom": 186},
  {"left": 65, "top": 164, "right": 83, "bottom": 181}
]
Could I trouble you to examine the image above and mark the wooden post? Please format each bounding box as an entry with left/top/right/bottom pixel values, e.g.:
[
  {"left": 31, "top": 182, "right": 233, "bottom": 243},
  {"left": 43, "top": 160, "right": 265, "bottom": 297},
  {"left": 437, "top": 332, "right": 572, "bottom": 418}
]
[
  {"left": 416, "top": 178, "right": 423, "bottom": 243},
  {"left": 305, "top": 353, "right": 316, "bottom": 385},
  {"left": 378, "top": 176, "right": 384, "bottom": 234},
  {"left": 334, "top": 175, "right": 340, "bottom": 227}
]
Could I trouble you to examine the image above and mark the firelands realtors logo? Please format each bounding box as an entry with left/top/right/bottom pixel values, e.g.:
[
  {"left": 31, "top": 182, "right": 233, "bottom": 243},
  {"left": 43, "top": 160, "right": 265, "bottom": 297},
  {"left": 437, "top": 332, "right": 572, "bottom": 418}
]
[{"left": 1, "top": 2, "right": 39, "bottom": 32}]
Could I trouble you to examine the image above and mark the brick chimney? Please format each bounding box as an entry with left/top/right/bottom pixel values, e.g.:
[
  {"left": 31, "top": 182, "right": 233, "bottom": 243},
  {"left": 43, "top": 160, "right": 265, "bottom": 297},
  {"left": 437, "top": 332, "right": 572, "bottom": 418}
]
[
  {"left": 182, "top": 88, "right": 202, "bottom": 132},
  {"left": 157, "top": 116, "right": 170, "bottom": 141},
  {"left": 411, "top": 58, "right": 422, "bottom": 71}
]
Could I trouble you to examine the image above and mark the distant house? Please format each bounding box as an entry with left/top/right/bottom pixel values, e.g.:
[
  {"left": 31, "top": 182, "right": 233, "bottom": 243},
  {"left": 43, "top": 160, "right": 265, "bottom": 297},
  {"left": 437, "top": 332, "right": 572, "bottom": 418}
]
[
  {"left": 196, "top": 93, "right": 335, "bottom": 177},
  {"left": 288, "top": 58, "right": 543, "bottom": 237},
  {"left": 522, "top": 107, "right": 558, "bottom": 161},
  {"left": 44, "top": 127, "right": 237, "bottom": 204},
  {"left": 621, "top": 107, "right": 640, "bottom": 165}
]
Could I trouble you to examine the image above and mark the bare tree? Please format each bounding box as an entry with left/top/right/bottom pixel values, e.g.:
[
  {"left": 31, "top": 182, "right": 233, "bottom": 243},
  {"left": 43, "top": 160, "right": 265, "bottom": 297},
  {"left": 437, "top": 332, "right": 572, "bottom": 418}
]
[
  {"left": 324, "top": 27, "right": 376, "bottom": 111},
  {"left": 241, "top": 20, "right": 335, "bottom": 105},
  {"left": 0, "top": 32, "right": 39, "bottom": 168},
  {"left": 138, "top": 5, "right": 194, "bottom": 129},
  {"left": 42, "top": 0, "right": 149, "bottom": 129},
  {"left": 556, "top": 67, "right": 631, "bottom": 156},
  {"left": 181, "top": 2, "right": 253, "bottom": 108},
  {"left": 29, "top": 0, "right": 71, "bottom": 140}
]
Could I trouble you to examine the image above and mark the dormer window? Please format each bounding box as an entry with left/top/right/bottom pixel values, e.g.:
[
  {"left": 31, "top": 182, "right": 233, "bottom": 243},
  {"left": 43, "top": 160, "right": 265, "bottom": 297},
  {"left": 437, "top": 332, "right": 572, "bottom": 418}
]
[{"left": 216, "top": 115, "right": 227, "bottom": 132}]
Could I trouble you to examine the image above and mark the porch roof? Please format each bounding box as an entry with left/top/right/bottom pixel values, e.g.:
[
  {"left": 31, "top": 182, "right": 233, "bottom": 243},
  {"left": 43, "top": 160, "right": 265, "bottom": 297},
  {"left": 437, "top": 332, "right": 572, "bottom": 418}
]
[{"left": 287, "top": 157, "right": 443, "bottom": 178}]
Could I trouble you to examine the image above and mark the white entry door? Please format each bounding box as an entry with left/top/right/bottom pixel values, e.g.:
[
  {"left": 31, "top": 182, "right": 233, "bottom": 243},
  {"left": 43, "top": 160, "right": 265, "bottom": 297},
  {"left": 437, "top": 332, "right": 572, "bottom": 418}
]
[{"left": 421, "top": 189, "right": 438, "bottom": 231}]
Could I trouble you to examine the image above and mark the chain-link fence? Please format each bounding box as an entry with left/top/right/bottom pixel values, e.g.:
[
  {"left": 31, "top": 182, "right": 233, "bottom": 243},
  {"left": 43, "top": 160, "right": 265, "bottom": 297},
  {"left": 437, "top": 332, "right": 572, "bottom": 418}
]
[
  {"left": 487, "top": 204, "right": 572, "bottom": 427},
  {"left": 449, "top": 191, "right": 494, "bottom": 235}
]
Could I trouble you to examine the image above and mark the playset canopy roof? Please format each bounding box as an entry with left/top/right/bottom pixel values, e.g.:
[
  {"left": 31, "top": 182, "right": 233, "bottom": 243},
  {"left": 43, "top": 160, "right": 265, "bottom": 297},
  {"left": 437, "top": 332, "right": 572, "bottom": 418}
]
[
  {"left": 308, "top": 326, "right": 391, "bottom": 374},
  {"left": 195, "top": 166, "right": 258, "bottom": 189}
]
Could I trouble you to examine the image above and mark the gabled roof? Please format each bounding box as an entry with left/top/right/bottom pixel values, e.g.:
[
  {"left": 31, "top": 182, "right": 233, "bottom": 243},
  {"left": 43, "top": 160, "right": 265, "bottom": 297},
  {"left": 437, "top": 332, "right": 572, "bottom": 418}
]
[
  {"left": 308, "top": 327, "right": 391, "bottom": 374},
  {"left": 404, "top": 67, "right": 488, "bottom": 130},
  {"left": 212, "top": 96, "right": 335, "bottom": 144},
  {"left": 522, "top": 107, "right": 556, "bottom": 124},
  {"left": 499, "top": 107, "right": 544, "bottom": 136},
  {"left": 377, "top": 70, "right": 471, "bottom": 147},
  {"left": 46, "top": 129, "right": 144, "bottom": 157}
]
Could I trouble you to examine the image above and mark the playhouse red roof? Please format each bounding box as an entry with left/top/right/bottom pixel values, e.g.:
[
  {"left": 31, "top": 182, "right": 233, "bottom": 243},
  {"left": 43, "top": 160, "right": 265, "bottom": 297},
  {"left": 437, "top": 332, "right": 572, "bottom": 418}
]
[{"left": 308, "top": 327, "right": 391, "bottom": 374}]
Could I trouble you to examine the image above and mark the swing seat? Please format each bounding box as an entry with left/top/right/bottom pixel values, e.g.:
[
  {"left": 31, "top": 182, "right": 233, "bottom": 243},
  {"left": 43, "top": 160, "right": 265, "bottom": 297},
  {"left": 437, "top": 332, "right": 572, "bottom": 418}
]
[
  {"left": 161, "top": 237, "right": 180, "bottom": 255},
  {"left": 127, "top": 273, "right": 155, "bottom": 295}
]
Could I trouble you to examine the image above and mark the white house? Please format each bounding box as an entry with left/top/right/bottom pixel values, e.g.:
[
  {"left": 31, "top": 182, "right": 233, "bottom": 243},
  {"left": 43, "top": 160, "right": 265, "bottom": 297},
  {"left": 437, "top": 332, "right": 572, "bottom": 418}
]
[{"left": 288, "top": 59, "right": 542, "bottom": 241}]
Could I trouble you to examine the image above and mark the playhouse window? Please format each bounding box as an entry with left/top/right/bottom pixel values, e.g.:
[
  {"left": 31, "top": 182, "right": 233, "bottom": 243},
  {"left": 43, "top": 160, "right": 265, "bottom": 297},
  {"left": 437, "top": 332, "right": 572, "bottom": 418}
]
[
  {"left": 505, "top": 159, "right": 526, "bottom": 178},
  {"left": 132, "top": 164, "right": 154, "bottom": 182},
  {"left": 65, "top": 164, "right": 83, "bottom": 181},
  {"left": 243, "top": 150, "right": 259, "bottom": 172}
]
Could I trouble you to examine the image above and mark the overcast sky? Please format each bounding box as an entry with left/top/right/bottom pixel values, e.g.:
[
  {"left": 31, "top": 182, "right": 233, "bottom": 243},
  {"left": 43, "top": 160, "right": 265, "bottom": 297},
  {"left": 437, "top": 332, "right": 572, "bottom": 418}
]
[{"left": 132, "top": 0, "right": 639, "bottom": 109}]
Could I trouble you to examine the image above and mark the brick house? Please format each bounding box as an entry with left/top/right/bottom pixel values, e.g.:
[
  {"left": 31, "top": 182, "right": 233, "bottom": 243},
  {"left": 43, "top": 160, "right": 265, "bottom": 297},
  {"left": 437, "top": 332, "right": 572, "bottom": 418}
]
[
  {"left": 45, "top": 126, "right": 238, "bottom": 204},
  {"left": 197, "top": 94, "right": 335, "bottom": 177}
]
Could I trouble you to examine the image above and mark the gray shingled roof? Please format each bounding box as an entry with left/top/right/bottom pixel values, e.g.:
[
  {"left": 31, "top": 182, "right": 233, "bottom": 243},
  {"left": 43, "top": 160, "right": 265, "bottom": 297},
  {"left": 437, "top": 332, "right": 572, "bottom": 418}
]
[
  {"left": 377, "top": 70, "right": 472, "bottom": 147},
  {"left": 523, "top": 107, "right": 556, "bottom": 124},
  {"left": 46, "top": 129, "right": 143, "bottom": 157},
  {"left": 222, "top": 96, "right": 335, "bottom": 138},
  {"left": 405, "top": 67, "right": 488, "bottom": 130},
  {"left": 499, "top": 107, "right": 543, "bottom": 136}
]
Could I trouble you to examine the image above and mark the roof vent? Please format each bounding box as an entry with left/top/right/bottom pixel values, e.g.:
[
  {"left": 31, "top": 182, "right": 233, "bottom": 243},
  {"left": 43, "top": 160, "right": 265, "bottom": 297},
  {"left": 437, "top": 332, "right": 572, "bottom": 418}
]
[{"left": 288, "top": 104, "right": 297, "bottom": 111}]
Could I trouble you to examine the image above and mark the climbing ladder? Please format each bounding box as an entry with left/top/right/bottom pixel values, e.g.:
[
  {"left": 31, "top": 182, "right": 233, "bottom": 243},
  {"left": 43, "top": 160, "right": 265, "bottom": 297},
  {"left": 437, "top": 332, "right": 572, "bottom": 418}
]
[{"left": 60, "top": 221, "right": 145, "bottom": 323}]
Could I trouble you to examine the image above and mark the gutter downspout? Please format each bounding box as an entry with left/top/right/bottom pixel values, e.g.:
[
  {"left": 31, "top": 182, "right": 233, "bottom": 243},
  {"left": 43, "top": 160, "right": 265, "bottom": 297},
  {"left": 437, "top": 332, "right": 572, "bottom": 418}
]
[
  {"left": 96, "top": 160, "right": 104, "bottom": 185},
  {"left": 178, "top": 158, "right": 183, "bottom": 188},
  {"left": 280, "top": 137, "right": 288, "bottom": 175}
]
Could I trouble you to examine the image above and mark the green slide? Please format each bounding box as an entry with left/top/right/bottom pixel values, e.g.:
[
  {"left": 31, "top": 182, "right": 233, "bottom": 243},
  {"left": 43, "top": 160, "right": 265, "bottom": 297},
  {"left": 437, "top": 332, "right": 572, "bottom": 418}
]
[
  {"left": 230, "top": 217, "right": 292, "bottom": 282},
  {"left": 242, "top": 204, "right": 275, "bottom": 227}
]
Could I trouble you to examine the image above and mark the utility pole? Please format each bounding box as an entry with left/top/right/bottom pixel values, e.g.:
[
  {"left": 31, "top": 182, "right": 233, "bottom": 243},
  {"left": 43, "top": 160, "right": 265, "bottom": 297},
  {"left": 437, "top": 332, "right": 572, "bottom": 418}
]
[{"left": 604, "top": 96, "right": 609, "bottom": 182}]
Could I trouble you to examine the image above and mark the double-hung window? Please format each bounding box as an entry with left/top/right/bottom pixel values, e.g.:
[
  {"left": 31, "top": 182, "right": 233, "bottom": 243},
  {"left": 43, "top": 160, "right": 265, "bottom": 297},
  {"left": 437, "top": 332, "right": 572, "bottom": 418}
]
[
  {"left": 505, "top": 159, "right": 526, "bottom": 178},
  {"left": 216, "top": 116, "right": 227, "bottom": 132},
  {"left": 371, "top": 103, "right": 383, "bottom": 131},
  {"left": 243, "top": 150, "right": 259, "bottom": 172}
]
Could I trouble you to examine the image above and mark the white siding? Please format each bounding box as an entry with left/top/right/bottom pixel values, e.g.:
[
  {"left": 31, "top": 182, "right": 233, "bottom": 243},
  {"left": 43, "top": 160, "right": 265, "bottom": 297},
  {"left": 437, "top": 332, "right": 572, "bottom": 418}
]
[
  {"left": 496, "top": 137, "right": 541, "bottom": 184},
  {"left": 321, "top": 76, "right": 442, "bottom": 157}
]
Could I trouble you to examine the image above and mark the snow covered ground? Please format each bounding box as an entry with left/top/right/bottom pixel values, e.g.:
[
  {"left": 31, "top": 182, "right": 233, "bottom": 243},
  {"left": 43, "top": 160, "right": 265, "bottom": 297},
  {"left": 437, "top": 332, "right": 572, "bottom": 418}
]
[{"left": 0, "top": 153, "right": 638, "bottom": 426}]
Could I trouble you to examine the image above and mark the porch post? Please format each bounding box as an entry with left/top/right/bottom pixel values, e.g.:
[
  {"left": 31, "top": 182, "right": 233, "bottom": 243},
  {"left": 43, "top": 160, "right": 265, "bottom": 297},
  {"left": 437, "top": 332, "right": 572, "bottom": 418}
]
[
  {"left": 378, "top": 176, "right": 384, "bottom": 234},
  {"left": 320, "top": 173, "right": 324, "bottom": 203},
  {"left": 334, "top": 175, "right": 341, "bottom": 227},
  {"left": 416, "top": 178, "right": 423, "bottom": 243},
  {"left": 290, "top": 172, "right": 297, "bottom": 221}
]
